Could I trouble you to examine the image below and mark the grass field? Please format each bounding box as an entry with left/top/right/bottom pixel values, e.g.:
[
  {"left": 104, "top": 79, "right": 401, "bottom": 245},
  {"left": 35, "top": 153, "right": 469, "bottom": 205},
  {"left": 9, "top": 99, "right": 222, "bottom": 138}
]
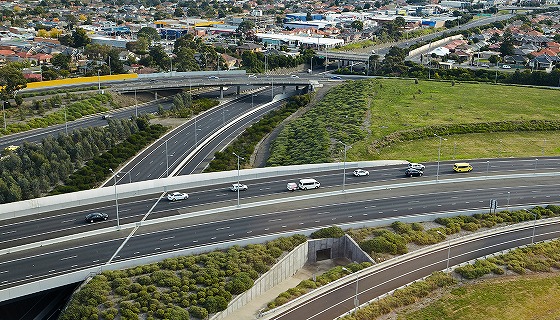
[
  {"left": 399, "top": 274, "right": 560, "bottom": 320},
  {"left": 346, "top": 79, "right": 560, "bottom": 161}
]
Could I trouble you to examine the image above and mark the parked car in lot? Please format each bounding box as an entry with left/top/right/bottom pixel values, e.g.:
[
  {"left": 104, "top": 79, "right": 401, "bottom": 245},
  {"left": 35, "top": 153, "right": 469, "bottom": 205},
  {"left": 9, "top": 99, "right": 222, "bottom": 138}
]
[
  {"left": 287, "top": 182, "right": 298, "bottom": 191},
  {"left": 353, "top": 169, "right": 370, "bottom": 177},
  {"left": 408, "top": 163, "right": 425, "bottom": 170},
  {"left": 230, "top": 183, "right": 248, "bottom": 191},
  {"left": 453, "top": 162, "right": 473, "bottom": 173},
  {"left": 405, "top": 168, "right": 424, "bottom": 177},
  {"left": 167, "top": 192, "right": 189, "bottom": 201},
  {"left": 85, "top": 212, "right": 108, "bottom": 223}
]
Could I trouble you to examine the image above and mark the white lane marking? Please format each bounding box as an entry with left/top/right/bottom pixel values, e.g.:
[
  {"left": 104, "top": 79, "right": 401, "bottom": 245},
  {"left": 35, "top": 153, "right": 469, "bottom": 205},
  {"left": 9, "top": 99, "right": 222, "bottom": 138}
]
[
  {"left": 393, "top": 209, "right": 398, "bottom": 211},
  {"left": 60, "top": 255, "right": 77, "bottom": 261},
  {"left": 160, "top": 236, "right": 175, "bottom": 241},
  {"left": 0, "top": 270, "right": 8, "bottom": 274},
  {"left": 92, "top": 260, "right": 99, "bottom": 263},
  {"left": 61, "top": 219, "right": 75, "bottom": 223},
  {"left": 364, "top": 205, "right": 376, "bottom": 209},
  {"left": 363, "top": 213, "right": 367, "bottom": 216},
  {"left": 282, "top": 225, "right": 287, "bottom": 228},
  {"left": 1, "top": 230, "right": 16, "bottom": 235},
  {"left": 193, "top": 240, "right": 198, "bottom": 243},
  {"left": 216, "top": 226, "right": 230, "bottom": 230},
  {"left": 269, "top": 219, "right": 282, "bottom": 222},
  {"left": 25, "top": 275, "right": 33, "bottom": 278},
  {"left": 379, "top": 211, "right": 383, "bottom": 214},
  {"left": 317, "top": 211, "right": 330, "bottom": 215},
  {"left": 229, "top": 234, "right": 234, "bottom": 237}
]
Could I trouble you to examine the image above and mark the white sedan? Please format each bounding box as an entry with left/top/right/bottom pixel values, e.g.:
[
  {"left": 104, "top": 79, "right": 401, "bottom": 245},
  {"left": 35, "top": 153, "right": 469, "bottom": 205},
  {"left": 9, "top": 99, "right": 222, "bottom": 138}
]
[
  {"left": 353, "top": 169, "right": 370, "bottom": 177},
  {"left": 167, "top": 192, "right": 189, "bottom": 201},
  {"left": 230, "top": 183, "right": 248, "bottom": 191}
]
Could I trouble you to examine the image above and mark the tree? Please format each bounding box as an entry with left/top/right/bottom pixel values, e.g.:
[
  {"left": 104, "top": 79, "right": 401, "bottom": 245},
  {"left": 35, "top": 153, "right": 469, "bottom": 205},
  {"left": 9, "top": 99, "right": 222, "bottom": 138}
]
[
  {"left": 174, "top": 7, "right": 184, "bottom": 17},
  {"left": 306, "top": 12, "right": 312, "bottom": 21},
  {"left": 72, "top": 28, "right": 91, "bottom": 48},
  {"left": 137, "top": 27, "right": 160, "bottom": 44},
  {"left": 351, "top": 20, "right": 364, "bottom": 31},
  {"left": 499, "top": 31, "right": 515, "bottom": 56},
  {"left": 51, "top": 53, "right": 71, "bottom": 70},
  {"left": 488, "top": 55, "right": 500, "bottom": 65},
  {"left": 0, "top": 64, "right": 27, "bottom": 102}
]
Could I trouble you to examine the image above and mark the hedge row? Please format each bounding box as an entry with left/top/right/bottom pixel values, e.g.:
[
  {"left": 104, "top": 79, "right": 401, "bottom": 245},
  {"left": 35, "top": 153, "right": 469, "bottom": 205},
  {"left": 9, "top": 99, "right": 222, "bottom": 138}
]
[
  {"left": 60, "top": 235, "right": 307, "bottom": 320},
  {"left": 456, "top": 238, "right": 560, "bottom": 279},
  {"left": 50, "top": 117, "right": 167, "bottom": 194},
  {"left": 374, "top": 119, "right": 560, "bottom": 152}
]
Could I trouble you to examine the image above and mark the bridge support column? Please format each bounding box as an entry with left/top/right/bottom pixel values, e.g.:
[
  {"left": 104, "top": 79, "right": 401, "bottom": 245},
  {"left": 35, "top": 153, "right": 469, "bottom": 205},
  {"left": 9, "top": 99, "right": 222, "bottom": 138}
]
[
  {"left": 236, "top": 86, "right": 241, "bottom": 95},
  {"left": 154, "top": 92, "right": 158, "bottom": 100},
  {"left": 282, "top": 85, "right": 286, "bottom": 94},
  {"left": 220, "top": 87, "right": 224, "bottom": 99}
]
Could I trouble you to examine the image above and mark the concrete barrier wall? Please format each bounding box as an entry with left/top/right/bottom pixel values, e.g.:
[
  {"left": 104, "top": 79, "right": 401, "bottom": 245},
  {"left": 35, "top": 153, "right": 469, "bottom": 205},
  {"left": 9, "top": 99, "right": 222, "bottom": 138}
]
[
  {"left": 212, "top": 242, "right": 308, "bottom": 320},
  {"left": 0, "top": 160, "right": 404, "bottom": 221},
  {"left": 137, "top": 70, "right": 247, "bottom": 79}
]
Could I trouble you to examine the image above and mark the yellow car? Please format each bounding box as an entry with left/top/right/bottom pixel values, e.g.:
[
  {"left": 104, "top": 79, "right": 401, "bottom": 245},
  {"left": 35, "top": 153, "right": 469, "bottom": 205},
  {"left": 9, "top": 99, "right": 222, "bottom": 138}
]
[{"left": 453, "top": 162, "right": 473, "bottom": 173}]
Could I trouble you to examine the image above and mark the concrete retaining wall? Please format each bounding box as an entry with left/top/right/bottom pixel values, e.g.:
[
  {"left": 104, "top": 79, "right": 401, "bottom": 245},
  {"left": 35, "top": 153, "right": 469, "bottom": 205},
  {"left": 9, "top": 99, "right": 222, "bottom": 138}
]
[
  {"left": 307, "top": 235, "right": 373, "bottom": 264},
  {"left": 212, "top": 242, "right": 308, "bottom": 320}
]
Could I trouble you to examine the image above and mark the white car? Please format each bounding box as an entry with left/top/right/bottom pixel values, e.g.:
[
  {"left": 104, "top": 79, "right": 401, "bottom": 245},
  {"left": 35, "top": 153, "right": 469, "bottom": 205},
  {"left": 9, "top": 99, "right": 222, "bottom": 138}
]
[
  {"left": 353, "top": 169, "right": 370, "bottom": 177},
  {"left": 290, "top": 75, "right": 299, "bottom": 78},
  {"left": 167, "top": 192, "right": 188, "bottom": 201},
  {"left": 408, "top": 163, "right": 426, "bottom": 171},
  {"left": 230, "top": 183, "right": 248, "bottom": 191},
  {"left": 501, "top": 64, "right": 511, "bottom": 69},
  {"left": 248, "top": 74, "right": 257, "bottom": 79},
  {"left": 287, "top": 182, "right": 298, "bottom": 191},
  {"left": 208, "top": 75, "right": 220, "bottom": 79}
]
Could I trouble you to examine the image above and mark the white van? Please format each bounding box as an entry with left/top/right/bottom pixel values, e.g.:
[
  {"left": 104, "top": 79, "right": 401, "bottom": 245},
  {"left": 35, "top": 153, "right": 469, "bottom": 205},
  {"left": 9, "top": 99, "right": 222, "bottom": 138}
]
[{"left": 298, "top": 178, "right": 320, "bottom": 190}]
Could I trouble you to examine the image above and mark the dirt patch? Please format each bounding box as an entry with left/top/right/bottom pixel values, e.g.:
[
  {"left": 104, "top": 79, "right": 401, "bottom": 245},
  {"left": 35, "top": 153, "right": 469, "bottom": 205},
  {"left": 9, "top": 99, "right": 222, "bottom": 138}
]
[{"left": 149, "top": 117, "right": 189, "bottom": 129}]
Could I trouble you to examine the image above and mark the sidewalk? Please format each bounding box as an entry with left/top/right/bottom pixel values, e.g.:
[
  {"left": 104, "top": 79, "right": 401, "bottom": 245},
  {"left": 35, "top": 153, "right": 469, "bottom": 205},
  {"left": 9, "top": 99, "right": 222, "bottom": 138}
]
[{"left": 224, "top": 259, "right": 349, "bottom": 320}]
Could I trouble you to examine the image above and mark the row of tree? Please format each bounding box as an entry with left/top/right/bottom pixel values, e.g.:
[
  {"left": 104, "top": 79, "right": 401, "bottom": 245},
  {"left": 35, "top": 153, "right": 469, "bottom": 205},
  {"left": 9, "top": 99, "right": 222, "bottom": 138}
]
[{"left": 0, "top": 119, "right": 141, "bottom": 203}]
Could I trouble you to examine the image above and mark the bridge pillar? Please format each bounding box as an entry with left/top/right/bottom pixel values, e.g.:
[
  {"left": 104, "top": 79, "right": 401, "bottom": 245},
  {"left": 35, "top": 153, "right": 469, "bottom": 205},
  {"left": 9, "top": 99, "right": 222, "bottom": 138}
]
[
  {"left": 236, "top": 86, "right": 240, "bottom": 95},
  {"left": 154, "top": 92, "right": 158, "bottom": 100},
  {"left": 282, "top": 85, "right": 286, "bottom": 94},
  {"left": 220, "top": 87, "right": 224, "bottom": 99}
]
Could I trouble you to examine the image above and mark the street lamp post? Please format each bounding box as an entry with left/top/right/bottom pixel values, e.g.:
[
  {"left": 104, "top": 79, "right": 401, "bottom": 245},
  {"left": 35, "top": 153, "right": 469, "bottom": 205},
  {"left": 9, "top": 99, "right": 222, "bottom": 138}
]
[
  {"left": 437, "top": 231, "right": 451, "bottom": 273},
  {"left": 531, "top": 211, "right": 537, "bottom": 244},
  {"left": 233, "top": 152, "right": 244, "bottom": 207},
  {"left": 134, "top": 89, "right": 138, "bottom": 117},
  {"left": 97, "top": 70, "right": 101, "bottom": 93},
  {"left": 165, "top": 139, "right": 171, "bottom": 177},
  {"left": 486, "top": 160, "right": 489, "bottom": 177},
  {"left": 507, "top": 191, "right": 510, "bottom": 210},
  {"left": 338, "top": 141, "right": 350, "bottom": 192},
  {"left": 435, "top": 134, "right": 447, "bottom": 182},
  {"left": 64, "top": 105, "right": 68, "bottom": 134},
  {"left": 342, "top": 267, "right": 359, "bottom": 315},
  {"left": 109, "top": 168, "right": 120, "bottom": 228},
  {"left": 2, "top": 100, "right": 6, "bottom": 130}
]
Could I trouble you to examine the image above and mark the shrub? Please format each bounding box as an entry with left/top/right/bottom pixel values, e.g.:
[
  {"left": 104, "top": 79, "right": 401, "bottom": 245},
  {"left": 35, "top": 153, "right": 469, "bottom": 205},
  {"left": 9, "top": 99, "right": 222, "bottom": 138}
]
[
  {"left": 310, "top": 226, "right": 345, "bottom": 239},
  {"left": 189, "top": 306, "right": 208, "bottom": 319}
]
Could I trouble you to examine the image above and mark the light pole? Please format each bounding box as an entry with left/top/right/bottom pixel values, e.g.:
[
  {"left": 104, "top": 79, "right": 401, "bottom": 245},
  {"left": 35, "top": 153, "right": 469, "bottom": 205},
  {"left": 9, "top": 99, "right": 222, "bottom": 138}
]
[
  {"left": 342, "top": 267, "right": 359, "bottom": 315},
  {"left": 2, "top": 100, "right": 6, "bottom": 130},
  {"left": 165, "top": 139, "right": 172, "bottom": 177},
  {"left": 531, "top": 211, "right": 537, "bottom": 244},
  {"left": 109, "top": 168, "right": 120, "bottom": 228},
  {"left": 134, "top": 89, "right": 138, "bottom": 117},
  {"left": 486, "top": 160, "right": 489, "bottom": 177},
  {"left": 435, "top": 134, "right": 447, "bottom": 182},
  {"left": 64, "top": 105, "right": 68, "bottom": 134},
  {"left": 233, "top": 152, "right": 244, "bottom": 207},
  {"left": 338, "top": 141, "right": 350, "bottom": 192},
  {"left": 97, "top": 70, "right": 101, "bottom": 93},
  {"left": 436, "top": 231, "right": 451, "bottom": 273},
  {"left": 507, "top": 191, "right": 510, "bottom": 210},
  {"left": 535, "top": 158, "right": 538, "bottom": 171}
]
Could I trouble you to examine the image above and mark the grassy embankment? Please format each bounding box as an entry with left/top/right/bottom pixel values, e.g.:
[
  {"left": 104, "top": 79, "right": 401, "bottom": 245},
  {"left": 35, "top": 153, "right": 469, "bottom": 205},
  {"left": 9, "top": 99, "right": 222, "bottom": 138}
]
[{"left": 268, "top": 78, "right": 560, "bottom": 165}]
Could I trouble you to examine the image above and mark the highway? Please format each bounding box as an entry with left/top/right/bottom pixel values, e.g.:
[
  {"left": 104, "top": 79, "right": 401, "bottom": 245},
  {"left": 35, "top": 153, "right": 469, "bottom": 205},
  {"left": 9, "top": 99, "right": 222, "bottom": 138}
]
[
  {"left": 0, "top": 157, "right": 553, "bottom": 251},
  {"left": 1, "top": 158, "right": 559, "bottom": 292}
]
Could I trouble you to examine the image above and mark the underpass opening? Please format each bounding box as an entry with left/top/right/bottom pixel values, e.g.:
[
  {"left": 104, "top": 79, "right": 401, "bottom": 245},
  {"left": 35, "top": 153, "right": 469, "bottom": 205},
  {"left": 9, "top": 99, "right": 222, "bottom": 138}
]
[{"left": 316, "top": 248, "right": 332, "bottom": 261}]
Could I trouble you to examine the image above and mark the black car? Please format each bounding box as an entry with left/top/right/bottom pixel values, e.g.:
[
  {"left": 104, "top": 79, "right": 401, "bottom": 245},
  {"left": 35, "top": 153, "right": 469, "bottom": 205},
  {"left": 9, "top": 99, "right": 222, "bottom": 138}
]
[
  {"left": 85, "top": 212, "right": 108, "bottom": 223},
  {"left": 405, "top": 168, "right": 424, "bottom": 177}
]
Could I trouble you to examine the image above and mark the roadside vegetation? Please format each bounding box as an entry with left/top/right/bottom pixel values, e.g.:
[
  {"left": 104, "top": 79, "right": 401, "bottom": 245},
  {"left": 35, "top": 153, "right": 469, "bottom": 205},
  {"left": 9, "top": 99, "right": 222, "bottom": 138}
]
[
  {"left": 205, "top": 94, "right": 310, "bottom": 172},
  {"left": 59, "top": 235, "right": 307, "bottom": 320},
  {"left": 267, "top": 78, "right": 560, "bottom": 166},
  {"left": 0, "top": 116, "right": 166, "bottom": 202}
]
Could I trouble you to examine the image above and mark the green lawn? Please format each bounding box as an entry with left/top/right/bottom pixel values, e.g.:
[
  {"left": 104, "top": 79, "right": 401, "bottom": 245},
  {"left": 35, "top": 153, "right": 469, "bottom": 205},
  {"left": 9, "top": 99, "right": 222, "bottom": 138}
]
[
  {"left": 399, "top": 274, "right": 560, "bottom": 320},
  {"left": 347, "top": 79, "right": 560, "bottom": 161}
]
